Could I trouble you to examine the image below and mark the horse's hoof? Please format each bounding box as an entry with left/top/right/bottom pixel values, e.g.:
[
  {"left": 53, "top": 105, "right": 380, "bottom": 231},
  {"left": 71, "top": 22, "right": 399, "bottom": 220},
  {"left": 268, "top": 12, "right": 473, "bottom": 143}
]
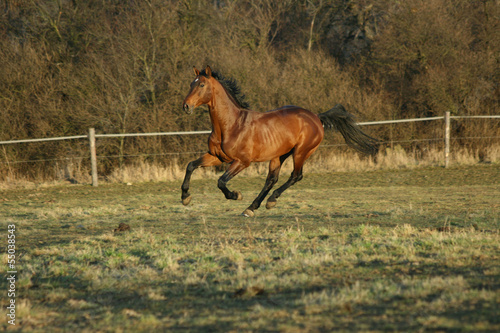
[
  {"left": 182, "top": 196, "right": 192, "bottom": 206},
  {"left": 242, "top": 209, "right": 254, "bottom": 217},
  {"left": 236, "top": 191, "right": 243, "bottom": 201},
  {"left": 266, "top": 200, "right": 276, "bottom": 209}
]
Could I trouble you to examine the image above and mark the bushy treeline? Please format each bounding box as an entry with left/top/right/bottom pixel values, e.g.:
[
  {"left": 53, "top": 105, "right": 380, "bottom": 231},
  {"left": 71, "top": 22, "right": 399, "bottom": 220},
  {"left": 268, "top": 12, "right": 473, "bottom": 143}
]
[{"left": 0, "top": 0, "right": 498, "bottom": 179}]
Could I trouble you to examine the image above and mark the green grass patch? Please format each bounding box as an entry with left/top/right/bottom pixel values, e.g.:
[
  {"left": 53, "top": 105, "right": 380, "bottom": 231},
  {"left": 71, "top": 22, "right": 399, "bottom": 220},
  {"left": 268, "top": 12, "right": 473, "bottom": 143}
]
[{"left": 1, "top": 165, "right": 499, "bottom": 331}]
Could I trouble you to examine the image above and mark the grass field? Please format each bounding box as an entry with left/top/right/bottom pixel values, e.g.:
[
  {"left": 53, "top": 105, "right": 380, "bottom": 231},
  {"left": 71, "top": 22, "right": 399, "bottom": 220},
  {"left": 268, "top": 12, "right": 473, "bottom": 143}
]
[{"left": 1, "top": 165, "right": 499, "bottom": 332}]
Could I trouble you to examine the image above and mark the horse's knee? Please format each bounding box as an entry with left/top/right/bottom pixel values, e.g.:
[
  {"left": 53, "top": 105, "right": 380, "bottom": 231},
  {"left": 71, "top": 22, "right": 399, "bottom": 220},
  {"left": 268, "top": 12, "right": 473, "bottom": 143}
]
[
  {"left": 268, "top": 174, "right": 279, "bottom": 187},
  {"left": 186, "top": 161, "right": 197, "bottom": 173},
  {"left": 290, "top": 171, "right": 302, "bottom": 184}
]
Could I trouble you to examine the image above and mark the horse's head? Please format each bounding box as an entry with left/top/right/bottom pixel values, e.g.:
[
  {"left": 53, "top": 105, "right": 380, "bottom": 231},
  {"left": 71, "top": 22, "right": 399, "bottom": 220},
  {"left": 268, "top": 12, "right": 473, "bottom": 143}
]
[{"left": 183, "top": 65, "right": 214, "bottom": 114}]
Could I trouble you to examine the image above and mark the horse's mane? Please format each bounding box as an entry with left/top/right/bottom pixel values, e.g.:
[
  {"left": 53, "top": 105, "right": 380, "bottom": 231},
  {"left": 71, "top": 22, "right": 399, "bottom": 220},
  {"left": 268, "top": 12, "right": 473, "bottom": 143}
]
[{"left": 199, "top": 69, "right": 250, "bottom": 109}]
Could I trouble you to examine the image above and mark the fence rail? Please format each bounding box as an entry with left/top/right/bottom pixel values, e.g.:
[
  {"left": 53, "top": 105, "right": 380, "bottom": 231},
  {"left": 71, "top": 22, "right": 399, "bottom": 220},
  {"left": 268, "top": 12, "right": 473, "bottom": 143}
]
[
  {"left": 2, "top": 115, "right": 498, "bottom": 145},
  {"left": 357, "top": 116, "right": 445, "bottom": 126},
  {"left": 1, "top": 112, "right": 499, "bottom": 186}
]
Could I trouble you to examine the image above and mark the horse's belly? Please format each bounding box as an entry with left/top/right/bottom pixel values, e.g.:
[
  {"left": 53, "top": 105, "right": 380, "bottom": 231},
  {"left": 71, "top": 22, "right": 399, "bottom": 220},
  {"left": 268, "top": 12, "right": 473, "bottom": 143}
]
[{"left": 252, "top": 140, "right": 295, "bottom": 162}]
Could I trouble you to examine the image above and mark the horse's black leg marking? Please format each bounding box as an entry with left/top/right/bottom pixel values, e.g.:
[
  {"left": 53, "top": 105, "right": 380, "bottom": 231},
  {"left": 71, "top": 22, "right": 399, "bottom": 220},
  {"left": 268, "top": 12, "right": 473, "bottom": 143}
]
[
  {"left": 181, "top": 153, "right": 223, "bottom": 205},
  {"left": 217, "top": 160, "right": 248, "bottom": 200},
  {"left": 218, "top": 174, "right": 241, "bottom": 200},
  {"left": 243, "top": 152, "right": 292, "bottom": 216},
  {"left": 246, "top": 170, "right": 279, "bottom": 211},
  {"left": 181, "top": 158, "right": 203, "bottom": 203},
  {"left": 266, "top": 168, "right": 303, "bottom": 209}
]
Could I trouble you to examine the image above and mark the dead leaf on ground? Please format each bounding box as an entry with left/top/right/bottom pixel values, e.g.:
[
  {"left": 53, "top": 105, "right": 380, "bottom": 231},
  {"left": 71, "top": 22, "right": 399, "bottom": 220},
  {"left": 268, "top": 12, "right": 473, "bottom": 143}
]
[
  {"left": 122, "top": 309, "right": 141, "bottom": 318},
  {"left": 234, "top": 286, "right": 265, "bottom": 298},
  {"left": 343, "top": 303, "right": 353, "bottom": 313},
  {"left": 114, "top": 223, "right": 131, "bottom": 232}
]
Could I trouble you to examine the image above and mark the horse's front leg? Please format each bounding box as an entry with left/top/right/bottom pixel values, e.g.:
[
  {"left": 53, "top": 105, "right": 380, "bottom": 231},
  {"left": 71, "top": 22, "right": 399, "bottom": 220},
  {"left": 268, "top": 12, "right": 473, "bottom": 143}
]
[
  {"left": 217, "top": 160, "right": 249, "bottom": 201},
  {"left": 181, "top": 153, "right": 222, "bottom": 205}
]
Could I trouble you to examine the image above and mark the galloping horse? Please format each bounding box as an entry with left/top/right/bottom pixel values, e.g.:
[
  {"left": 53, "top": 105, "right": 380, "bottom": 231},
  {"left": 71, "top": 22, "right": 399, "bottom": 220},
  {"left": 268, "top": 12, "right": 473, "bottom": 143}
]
[{"left": 181, "top": 66, "right": 378, "bottom": 217}]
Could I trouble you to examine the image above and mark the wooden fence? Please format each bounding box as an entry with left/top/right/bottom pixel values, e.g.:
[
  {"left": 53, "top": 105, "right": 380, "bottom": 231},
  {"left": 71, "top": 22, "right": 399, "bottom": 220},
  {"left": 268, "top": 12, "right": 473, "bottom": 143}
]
[{"left": 1, "top": 112, "right": 499, "bottom": 186}]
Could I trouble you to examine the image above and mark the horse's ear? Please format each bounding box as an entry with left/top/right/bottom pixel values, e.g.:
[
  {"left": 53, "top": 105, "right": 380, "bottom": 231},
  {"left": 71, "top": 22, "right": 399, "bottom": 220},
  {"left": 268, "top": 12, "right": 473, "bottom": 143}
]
[
  {"left": 193, "top": 66, "right": 200, "bottom": 76},
  {"left": 205, "top": 65, "right": 212, "bottom": 77}
]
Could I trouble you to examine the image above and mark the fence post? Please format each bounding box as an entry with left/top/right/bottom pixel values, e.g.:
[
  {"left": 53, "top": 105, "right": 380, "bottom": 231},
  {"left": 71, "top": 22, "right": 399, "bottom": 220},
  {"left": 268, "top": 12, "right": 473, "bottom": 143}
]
[
  {"left": 88, "top": 128, "right": 98, "bottom": 187},
  {"left": 444, "top": 111, "right": 451, "bottom": 168}
]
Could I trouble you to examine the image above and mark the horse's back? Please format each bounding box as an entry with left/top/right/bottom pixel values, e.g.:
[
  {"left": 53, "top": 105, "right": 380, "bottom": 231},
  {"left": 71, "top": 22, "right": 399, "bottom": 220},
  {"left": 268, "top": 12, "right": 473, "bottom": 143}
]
[
  {"left": 247, "top": 105, "right": 324, "bottom": 156},
  {"left": 266, "top": 105, "right": 301, "bottom": 113},
  {"left": 265, "top": 106, "right": 323, "bottom": 132}
]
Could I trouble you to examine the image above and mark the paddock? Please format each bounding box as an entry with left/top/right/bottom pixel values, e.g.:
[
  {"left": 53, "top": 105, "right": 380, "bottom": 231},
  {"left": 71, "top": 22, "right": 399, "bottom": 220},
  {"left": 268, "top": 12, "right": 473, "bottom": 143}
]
[{"left": 1, "top": 165, "right": 498, "bottom": 331}]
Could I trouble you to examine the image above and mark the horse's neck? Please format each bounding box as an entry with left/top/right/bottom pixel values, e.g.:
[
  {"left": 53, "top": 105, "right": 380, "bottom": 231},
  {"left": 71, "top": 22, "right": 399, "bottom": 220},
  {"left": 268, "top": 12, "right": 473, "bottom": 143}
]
[{"left": 208, "top": 85, "right": 241, "bottom": 138}]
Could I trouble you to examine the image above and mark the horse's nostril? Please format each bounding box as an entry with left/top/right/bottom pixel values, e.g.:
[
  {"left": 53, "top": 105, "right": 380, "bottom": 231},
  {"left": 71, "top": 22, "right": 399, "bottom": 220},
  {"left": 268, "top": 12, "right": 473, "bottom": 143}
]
[{"left": 183, "top": 103, "right": 193, "bottom": 114}]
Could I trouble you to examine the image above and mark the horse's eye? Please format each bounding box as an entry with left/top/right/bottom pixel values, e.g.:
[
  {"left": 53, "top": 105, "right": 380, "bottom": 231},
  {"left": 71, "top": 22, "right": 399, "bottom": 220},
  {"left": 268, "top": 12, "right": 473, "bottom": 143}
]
[{"left": 200, "top": 84, "right": 205, "bottom": 88}]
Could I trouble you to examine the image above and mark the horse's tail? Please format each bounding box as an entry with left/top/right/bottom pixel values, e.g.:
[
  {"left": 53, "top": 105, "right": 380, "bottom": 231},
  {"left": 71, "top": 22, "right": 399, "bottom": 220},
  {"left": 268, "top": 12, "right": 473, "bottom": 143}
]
[{"left": 318, "top": 104, "right": 379, "bottom": 156}]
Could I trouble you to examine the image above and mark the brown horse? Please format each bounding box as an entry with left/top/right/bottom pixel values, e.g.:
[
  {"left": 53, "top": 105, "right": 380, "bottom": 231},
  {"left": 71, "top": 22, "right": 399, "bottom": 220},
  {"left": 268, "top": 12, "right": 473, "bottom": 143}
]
[{"left": 181, "top": 66, "right": 378, "bottom": 217}]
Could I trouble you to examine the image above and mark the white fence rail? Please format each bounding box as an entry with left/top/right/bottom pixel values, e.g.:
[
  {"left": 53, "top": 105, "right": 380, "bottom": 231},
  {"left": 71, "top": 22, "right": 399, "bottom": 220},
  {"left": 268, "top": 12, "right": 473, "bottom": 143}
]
[
  {"left": 1, "top": 112, "right": 499, "bottom": 186},
  {"left": 357, "top": 116, "right": 446, "bottom": 126}
]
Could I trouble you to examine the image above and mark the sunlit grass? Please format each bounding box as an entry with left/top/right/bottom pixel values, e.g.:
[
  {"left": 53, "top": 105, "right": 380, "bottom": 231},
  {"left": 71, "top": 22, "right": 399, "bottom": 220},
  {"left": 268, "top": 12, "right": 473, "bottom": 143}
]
[{"left": 0, "top": 165, "right": 498, "bottom": 331}]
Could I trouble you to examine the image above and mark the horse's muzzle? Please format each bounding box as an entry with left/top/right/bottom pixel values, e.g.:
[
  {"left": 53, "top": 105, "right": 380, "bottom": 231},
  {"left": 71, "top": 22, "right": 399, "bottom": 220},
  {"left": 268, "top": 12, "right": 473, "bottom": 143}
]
[{"left": 183, "top": 103, "right": 194, "bottom": 115}]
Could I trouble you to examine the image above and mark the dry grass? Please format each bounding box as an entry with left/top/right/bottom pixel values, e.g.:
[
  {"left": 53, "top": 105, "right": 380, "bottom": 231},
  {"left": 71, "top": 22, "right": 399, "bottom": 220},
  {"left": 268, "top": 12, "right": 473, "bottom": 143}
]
[
  {"left": 1, "top": 144, "right": 498, "bottom": 190},
  {"left": 105, "top": 145, "right": 500, "bottom": 184}
]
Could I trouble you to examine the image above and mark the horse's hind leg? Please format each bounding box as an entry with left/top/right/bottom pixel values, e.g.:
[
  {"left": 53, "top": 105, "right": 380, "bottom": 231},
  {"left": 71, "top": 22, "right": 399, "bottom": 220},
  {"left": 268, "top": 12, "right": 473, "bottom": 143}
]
[
  {"left": 266, "top": 168, "right": 303, "bottom": 209},
  {"left": 266, "top": 147, "right": 317, "bottom": 209},
  {"left": 242, "top": 153, "right": 290, "bottom": 217},
  {"left": 181, "top": 153, "right": 222, "bottom": 205}
]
